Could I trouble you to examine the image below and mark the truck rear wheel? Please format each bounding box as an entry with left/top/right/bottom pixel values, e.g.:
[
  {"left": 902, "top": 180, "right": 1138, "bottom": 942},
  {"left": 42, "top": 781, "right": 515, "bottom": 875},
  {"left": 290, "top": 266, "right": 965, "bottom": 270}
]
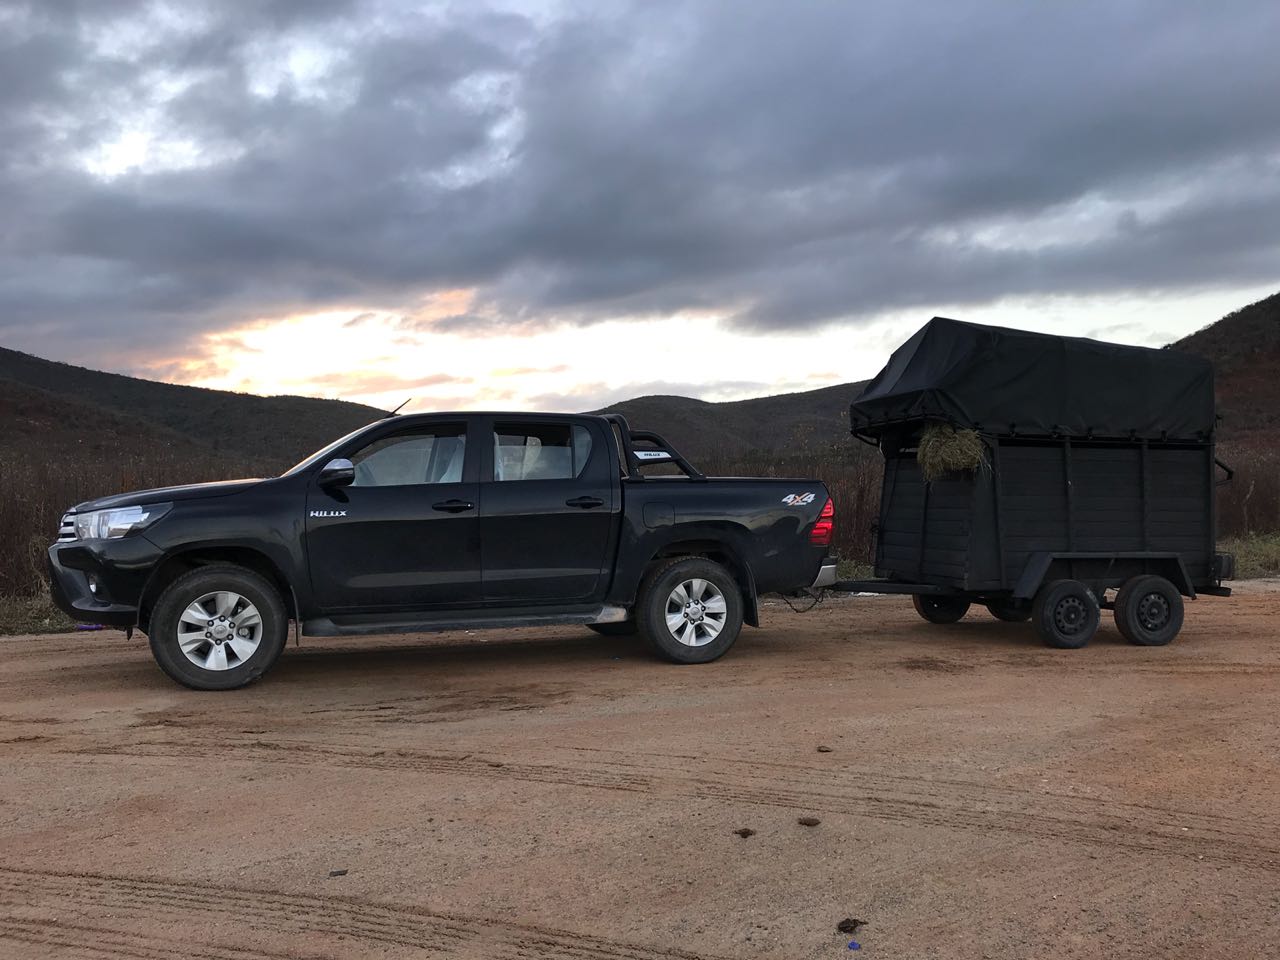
[
  {"left": 148, "top": 564, "right": 288, "bottom": 690},
  {"left": 1032, "top": 579, "right": 1099, "bottom": 649},
  {"left": 637, "top": 557, "right": 743, "bottom": 664},
  {"left": 912, "top": 594, "right": 970, "bottom": 624},
  {"left": 1114, "top": 575, "right": 1184, "bottom": 646}
]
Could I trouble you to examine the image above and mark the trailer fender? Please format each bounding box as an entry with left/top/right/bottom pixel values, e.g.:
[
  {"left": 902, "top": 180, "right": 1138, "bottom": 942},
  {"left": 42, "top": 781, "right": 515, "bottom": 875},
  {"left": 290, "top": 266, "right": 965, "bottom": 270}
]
[{"left": 1014, "top": 552, "right": 1196, "bottom": 600}]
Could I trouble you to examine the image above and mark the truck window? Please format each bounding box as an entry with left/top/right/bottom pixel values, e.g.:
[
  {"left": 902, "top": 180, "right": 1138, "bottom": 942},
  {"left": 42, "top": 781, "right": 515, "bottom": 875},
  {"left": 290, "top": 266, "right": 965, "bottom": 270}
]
[
  {"left": 493, "top": 423, "right": 593, "bottom": 481},
  {"left": 350, "top": 425, "right": 467, "bottom": 487}
]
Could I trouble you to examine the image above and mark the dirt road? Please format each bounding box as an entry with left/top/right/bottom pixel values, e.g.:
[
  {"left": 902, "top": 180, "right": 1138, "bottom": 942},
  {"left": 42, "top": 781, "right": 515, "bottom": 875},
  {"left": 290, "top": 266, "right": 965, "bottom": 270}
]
[{"left": 2, "top": 588, "right": 1278, "bottom": 959}]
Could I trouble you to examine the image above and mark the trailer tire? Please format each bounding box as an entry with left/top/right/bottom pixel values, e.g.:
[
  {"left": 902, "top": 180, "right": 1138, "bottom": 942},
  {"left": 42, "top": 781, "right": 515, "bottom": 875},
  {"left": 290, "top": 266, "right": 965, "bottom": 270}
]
[
  {"left": 148, "top": 564, "right": 287, "bottom": 690},
  {"left": 587, "top": 620, "right": 638, "bottom": 637},
  {"left": 1032, "top": 579, "right": 1099, "bottom": 649},
  {"left": 986, "top": 600, "right": 1032, "bottom": 622},
  {"left": 912, "top": 594, "right": 970, "bottom": 624},
  {"left": 1114, "top": 575, "right": 1184, "bottom": 646},
  {"left": 637, "top": 557, "right": 743, "bottom": 664}
]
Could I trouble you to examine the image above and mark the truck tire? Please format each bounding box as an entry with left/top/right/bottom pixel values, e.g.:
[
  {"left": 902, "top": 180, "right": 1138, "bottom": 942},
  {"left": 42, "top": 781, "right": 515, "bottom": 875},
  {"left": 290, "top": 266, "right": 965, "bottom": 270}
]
[
  {"left": 912, "top": 594, "right": 970, "bottom": 624},
  {"left": 986, "top": 599, "right": 1032, "bottom": 622},
  {"left": 1032, "top": 579, "right": 1099, "bottom": 649},
  {"left": 1114, "top": 575, "right": 1184, "bottom": 646},
  {"left": 637, "top": 557, "right": 744, "bottom": 664},
  {"left": 148, "top": 564, "right": 288, "bottom": 690},
  {"left": 587, "top": 620, "right": 638, "bottom": 637}
]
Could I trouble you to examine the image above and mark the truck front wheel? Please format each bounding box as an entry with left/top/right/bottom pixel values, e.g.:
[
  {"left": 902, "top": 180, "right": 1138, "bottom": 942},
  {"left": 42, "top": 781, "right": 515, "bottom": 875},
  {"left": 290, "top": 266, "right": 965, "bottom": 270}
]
[
  {"left": 637, "top": 558, "right": 744, "bottom": 664},
  {"left": 148, "top": 564, "right": 288, "bottom": 690}
]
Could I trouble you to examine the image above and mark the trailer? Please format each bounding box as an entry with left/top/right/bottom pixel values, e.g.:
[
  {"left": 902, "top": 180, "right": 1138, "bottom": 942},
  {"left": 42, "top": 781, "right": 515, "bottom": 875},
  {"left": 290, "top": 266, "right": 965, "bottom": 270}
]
[{"left": 837, "top": 318, "right": 1235, "bottom": 648}]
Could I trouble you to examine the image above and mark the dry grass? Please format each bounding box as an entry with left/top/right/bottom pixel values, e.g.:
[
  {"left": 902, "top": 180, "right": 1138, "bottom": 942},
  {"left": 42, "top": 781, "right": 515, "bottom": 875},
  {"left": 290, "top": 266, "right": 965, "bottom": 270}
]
[
  {"left": 3, "top": 437, "right": 1277, "bottom": 615},
  {"left": 1219, "top": 534, "right": 1280, "bottom": 580},
  {"left": 0, "top": 590, "right": 74, "bottom": 636},
  {"left": 916, "top": 423, "right": 986, "bottom": 481}
]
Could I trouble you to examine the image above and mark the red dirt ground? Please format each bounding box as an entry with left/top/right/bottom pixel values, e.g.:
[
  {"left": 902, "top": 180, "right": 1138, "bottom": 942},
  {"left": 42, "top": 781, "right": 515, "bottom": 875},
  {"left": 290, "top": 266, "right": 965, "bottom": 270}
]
[{"left": 2, "top": 586, "right": 1278, "bottom": 959}]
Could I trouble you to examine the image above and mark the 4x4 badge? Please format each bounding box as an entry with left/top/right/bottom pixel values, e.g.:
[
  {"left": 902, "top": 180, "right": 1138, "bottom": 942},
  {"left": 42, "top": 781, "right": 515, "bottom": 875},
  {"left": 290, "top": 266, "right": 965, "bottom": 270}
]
[
  {"left": 781, "top": 493, "right": 816, "bottom": 506},
  {"left": 309, "top": 510, "right": 347, "bottom": 518}
]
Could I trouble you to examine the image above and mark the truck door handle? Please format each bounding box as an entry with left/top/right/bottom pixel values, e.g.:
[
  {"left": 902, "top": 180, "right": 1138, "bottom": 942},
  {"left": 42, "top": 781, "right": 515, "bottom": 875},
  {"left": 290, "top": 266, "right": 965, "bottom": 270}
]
[
  {"left": 565, "top": 496, "right": 604, "bottom": 509},
  {"left": 432, "top": 499, "right": 474, "bottom": 513}
]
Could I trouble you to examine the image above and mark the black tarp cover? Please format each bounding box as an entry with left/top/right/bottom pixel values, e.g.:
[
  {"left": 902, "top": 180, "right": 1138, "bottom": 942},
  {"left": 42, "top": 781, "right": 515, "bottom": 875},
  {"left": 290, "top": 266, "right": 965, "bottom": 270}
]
[{"left": 850, "top": 318, "right": 1215, "bottom": 441}]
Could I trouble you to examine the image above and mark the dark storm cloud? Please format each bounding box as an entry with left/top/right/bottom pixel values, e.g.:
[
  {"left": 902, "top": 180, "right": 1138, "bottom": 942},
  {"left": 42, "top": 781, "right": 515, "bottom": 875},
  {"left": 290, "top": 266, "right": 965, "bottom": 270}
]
[{"left": 1, "top": 0, "right": 1279, "bottom": 361}]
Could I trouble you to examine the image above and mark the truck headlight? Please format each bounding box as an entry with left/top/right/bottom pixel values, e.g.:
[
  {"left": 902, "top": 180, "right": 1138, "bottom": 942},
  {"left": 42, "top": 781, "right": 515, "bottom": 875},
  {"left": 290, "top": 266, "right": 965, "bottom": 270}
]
[{"left": 73, "top": 503, "right": 171, "bottom": 541}]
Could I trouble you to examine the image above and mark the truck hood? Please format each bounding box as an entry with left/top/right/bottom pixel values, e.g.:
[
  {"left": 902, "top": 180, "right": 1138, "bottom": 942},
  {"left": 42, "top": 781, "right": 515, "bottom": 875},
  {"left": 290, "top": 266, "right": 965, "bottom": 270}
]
[{"left": 73, "top": 478, "right": 266, "bottom": 512}]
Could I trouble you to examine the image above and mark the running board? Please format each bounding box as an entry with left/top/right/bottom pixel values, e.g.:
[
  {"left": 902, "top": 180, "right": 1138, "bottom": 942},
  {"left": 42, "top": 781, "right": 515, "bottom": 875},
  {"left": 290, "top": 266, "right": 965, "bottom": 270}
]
[{"left": 302, "top": 604, "right": 631, "bottom": 638}]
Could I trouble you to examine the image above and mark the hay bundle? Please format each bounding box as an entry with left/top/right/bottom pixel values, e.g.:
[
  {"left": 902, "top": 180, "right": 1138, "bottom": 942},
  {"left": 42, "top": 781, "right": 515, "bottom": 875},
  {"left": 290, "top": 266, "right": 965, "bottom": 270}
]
[{"left": 917, "top": 423, "right": 986, "bottom": 482}]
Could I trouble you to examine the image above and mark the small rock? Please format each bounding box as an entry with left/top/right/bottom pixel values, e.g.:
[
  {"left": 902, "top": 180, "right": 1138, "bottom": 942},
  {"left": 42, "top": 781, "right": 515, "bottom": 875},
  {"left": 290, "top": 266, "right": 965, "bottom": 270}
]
[
  {"left": 817, "top": 745, "right": 833, "bottom": 753},
  {"left": 734, "top": 828, "right": 756, "bottom": 838},
  {"left": 328, "top": 869, "right": 348, "bottom": 878},
  {"left": 797, "top": 816, "right": 821, "bottom": 827},
  {"left": 837, "top": 918, "right": 866, "bottom": 934}
]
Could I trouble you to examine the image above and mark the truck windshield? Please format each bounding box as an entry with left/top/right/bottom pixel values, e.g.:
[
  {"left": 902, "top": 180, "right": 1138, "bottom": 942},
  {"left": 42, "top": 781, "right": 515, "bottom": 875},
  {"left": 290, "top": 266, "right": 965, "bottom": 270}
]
[{"left": 281, "top": 424, "right": 376, "bottom": 477}]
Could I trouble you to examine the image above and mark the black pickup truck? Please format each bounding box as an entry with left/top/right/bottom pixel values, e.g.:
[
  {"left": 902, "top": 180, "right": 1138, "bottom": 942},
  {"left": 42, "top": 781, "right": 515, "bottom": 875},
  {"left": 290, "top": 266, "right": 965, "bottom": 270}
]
[{"left": 48, "top": 412, "right": 835, "bottom": 689}]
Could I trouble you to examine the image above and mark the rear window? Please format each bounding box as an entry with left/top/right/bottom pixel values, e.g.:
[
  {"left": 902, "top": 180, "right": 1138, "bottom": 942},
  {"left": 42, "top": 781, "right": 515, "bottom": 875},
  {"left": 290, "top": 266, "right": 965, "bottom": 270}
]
[{"left": 493, "top": 423, "right": 593, "bottom": 481}]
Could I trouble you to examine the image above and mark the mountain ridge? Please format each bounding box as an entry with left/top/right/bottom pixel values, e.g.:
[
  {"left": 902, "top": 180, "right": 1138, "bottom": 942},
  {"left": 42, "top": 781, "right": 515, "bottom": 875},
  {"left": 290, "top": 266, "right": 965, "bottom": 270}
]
[{"left": 2, "top": 290, "right": 1275, "bottom": 467}]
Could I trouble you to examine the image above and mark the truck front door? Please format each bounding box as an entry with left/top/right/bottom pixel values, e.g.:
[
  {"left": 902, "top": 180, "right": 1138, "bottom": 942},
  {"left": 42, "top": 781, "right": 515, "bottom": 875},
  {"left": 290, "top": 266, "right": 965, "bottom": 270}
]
[
  {"left": 305, "top": 420, "right": 482, "bottom": 612},
  {"left": 479, "top": 417, "right": 616, "bottom": 603}
]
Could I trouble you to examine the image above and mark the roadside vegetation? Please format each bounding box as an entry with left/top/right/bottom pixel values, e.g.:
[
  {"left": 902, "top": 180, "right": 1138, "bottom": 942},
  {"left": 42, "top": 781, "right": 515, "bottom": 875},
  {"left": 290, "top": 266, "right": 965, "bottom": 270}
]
[
  {"left": 1218, "top": 534, "right": 1280, "bottom": 580},
  {"left": 0, "top": 590, "right": 73, "bottom": 635},
  {"left": 2, "top": 436, "right": 1276, "bottom": 634}
]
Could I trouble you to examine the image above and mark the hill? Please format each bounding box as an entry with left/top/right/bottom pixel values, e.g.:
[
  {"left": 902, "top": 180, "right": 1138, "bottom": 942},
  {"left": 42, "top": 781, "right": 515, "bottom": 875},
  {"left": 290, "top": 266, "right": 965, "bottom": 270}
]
[
  {"left": 2, "top": 288, "right": 1275, "bottom": 471},
  {"left": 1172, "top": 290, "right": 1280, "bottom": 441},
  {"left": 597, "top": 380, "right": 866, "bottom": 460},
  {"left": 607, "top": 290, "right": 1280, "bottom": 457},
  {"left": 0, "top": 345, "right": 385, "bottom": 469}
]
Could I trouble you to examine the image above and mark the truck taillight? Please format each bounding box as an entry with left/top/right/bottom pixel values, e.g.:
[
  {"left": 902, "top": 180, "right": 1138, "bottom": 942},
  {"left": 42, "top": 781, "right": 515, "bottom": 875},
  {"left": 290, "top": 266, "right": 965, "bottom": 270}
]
[{"left": 809, "top": 497, "right": 834, "bottom": 547}]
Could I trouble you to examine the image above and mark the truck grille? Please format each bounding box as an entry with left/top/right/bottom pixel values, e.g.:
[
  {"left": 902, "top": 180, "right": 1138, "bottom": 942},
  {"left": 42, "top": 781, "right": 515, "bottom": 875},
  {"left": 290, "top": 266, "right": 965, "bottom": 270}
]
[{"left": 57, "top": 513, "right": 76, "bottom": 542}]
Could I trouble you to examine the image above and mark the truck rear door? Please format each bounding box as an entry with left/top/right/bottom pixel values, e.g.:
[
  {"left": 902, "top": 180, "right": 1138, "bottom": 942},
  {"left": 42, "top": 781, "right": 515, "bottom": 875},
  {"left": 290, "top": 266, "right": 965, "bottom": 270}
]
[{"left": 478, "top": 416, "right": 617, "bottom": 603}]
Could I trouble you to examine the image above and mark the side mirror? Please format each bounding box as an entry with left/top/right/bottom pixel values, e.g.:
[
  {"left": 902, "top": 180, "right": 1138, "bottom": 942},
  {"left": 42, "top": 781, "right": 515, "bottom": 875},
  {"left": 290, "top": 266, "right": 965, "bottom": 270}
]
[{"left": 318, "top": 458, "right": 355, "bottom": 488}]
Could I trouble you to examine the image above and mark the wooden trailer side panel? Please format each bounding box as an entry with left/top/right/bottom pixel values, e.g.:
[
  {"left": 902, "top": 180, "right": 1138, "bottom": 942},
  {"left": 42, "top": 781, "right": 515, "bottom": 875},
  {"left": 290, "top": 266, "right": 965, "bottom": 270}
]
[
  {"left": 874, "top": 454, "right": 976, "bottom": 589},
  {"left": 998, "top": 440, "right": 1212, "bottom": 588},
  {"left": 999, "top": 443, "right": 1071, "bottom": 587},
  {"left": 872, "top": 439, "right": 1215, "bottom": 593},
  {"left": 875, "top": 455, "right": 925, "bottom": 581},
  {"left": 1147, "top": 446, "right": 1213, "bottom": 585}
]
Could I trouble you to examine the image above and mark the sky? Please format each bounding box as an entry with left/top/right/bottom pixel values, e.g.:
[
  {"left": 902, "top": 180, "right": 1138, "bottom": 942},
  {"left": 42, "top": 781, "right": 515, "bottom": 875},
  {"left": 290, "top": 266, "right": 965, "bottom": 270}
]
[{"left": 1, "top": 0, "right": 1278, "bottom": 413}]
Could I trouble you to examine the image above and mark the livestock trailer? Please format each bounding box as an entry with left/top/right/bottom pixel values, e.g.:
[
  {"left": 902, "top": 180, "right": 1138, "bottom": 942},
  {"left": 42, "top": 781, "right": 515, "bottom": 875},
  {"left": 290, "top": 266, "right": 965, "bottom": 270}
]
[{"left": 839, "top": 318, "right": 1234, "bottom": 648}]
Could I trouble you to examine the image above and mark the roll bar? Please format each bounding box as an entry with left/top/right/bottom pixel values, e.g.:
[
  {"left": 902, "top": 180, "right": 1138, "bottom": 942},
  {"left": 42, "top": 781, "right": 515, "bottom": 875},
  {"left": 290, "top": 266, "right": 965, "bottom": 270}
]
[{"left": 603, "top": 414, "right": 706, "bottom": 481}]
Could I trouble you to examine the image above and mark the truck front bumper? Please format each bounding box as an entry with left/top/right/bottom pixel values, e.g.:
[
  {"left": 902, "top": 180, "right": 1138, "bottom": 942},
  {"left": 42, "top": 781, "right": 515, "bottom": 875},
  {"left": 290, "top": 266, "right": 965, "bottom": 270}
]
[
  {"left": 47, "top": 536, "right": 162, "bottom": 628},
  {"left": 811, "top": 558, "right": 838, "bottom": 589}
]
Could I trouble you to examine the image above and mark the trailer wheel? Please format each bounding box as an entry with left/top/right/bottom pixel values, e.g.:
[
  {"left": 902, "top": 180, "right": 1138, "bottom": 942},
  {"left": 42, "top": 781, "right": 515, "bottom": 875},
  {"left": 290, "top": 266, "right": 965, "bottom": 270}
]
[
  {"left": 637, "top": 557, "right": 744, "bottom": 664},
  {"left": 147, "top": 564, "right": 288, "bottom": 690},
  {"left": 587, "top": 620, "right": 638, "bottom": 637},
  {"left": 912, "top": 594, "right": 970, "bottom": 624},
  {"left": 1114, "top": 575, "right": 1184, "bottom": 646},
  {"left": 986, "top": 600, "right": 1032, "bottom": 622},
  {"left": 1032, "top": 579, "right": 1099, "bottom": 649}
]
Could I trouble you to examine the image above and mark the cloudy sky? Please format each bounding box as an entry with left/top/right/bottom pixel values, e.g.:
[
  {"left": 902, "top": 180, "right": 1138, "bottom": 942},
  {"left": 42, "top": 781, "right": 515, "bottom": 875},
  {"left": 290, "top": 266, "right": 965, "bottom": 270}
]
[{"left": 2, "top": 0, "right": 1278, "bottom": 412}]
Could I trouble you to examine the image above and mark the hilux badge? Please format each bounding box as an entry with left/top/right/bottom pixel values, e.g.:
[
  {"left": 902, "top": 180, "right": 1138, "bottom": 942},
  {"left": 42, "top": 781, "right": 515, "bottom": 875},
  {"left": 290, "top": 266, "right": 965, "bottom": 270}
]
[{"left": 309, "top": 510, "right": 347, "bottom": 518}]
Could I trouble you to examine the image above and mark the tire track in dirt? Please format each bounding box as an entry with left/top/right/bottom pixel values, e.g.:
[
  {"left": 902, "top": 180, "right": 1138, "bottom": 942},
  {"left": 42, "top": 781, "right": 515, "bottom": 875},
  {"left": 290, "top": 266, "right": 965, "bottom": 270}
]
[
  {"left": 0, "top": 916, "right": 322, "bottom": 960},
  {"left": 49, "top": 736, "right": 1280, "bottom": 873},
  {"left": 0, "top": 867, "right": 730, "bottom": 960}
]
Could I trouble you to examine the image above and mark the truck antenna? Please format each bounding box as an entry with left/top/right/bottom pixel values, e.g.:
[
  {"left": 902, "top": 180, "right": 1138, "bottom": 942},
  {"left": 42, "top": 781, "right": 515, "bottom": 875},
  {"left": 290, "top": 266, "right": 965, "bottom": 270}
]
[{"left": 383, "top": 398, "right": 413, "bottom": 418}]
